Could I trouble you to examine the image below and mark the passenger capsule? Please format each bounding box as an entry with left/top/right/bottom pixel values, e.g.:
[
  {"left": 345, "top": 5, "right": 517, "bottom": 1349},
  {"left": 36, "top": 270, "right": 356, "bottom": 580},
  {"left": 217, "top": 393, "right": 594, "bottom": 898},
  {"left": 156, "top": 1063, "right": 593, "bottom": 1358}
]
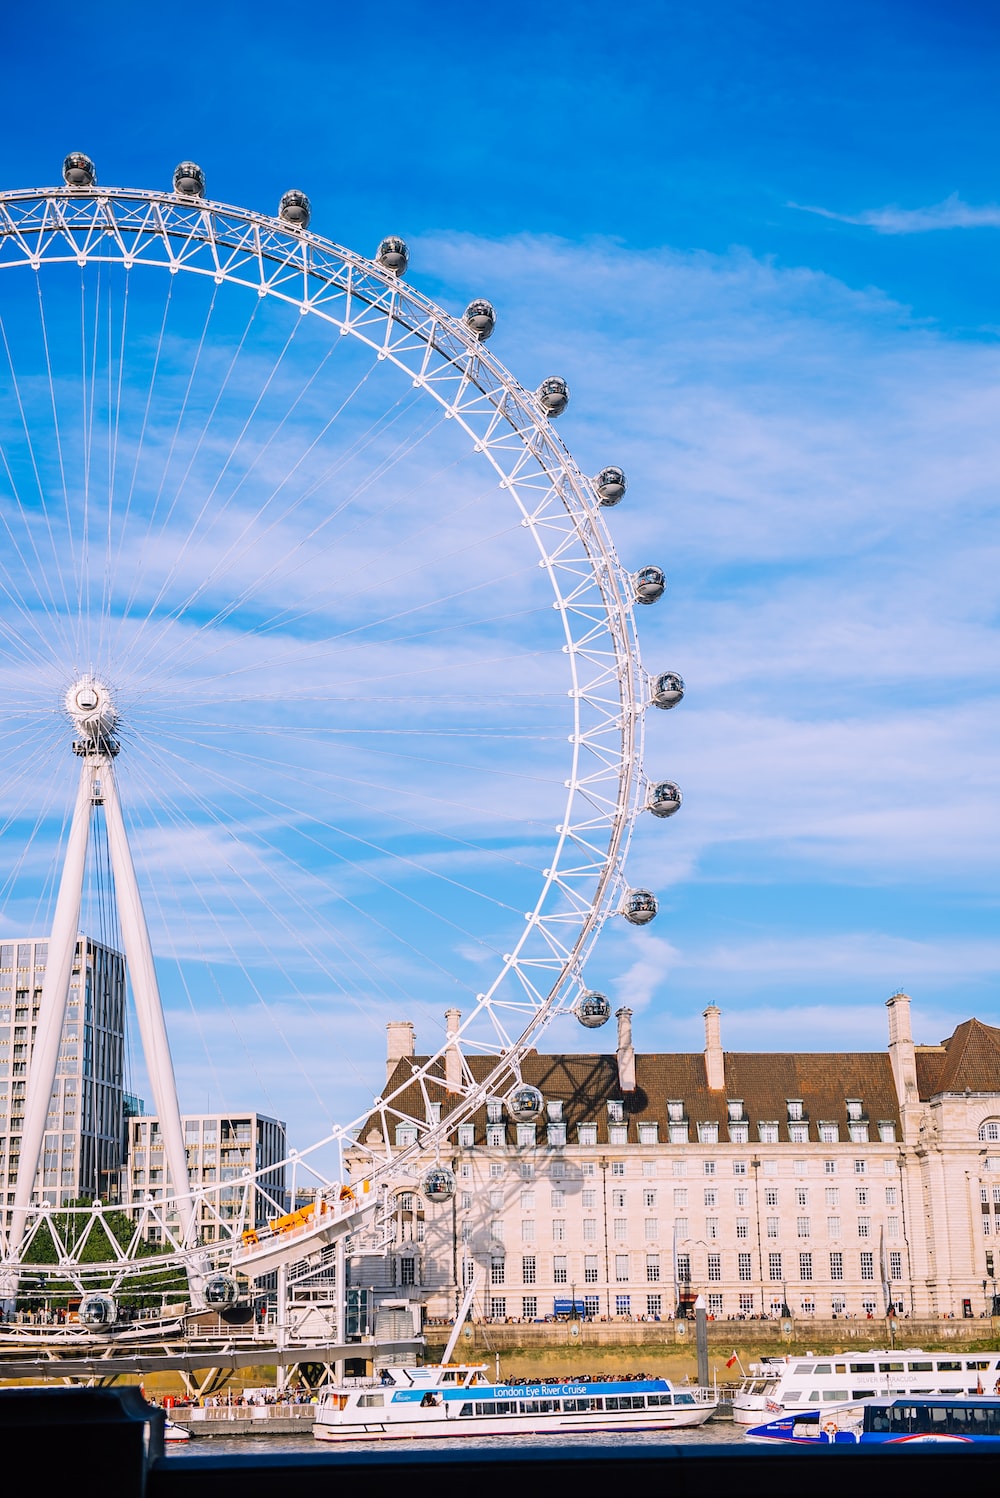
[
  {"left": 576, "top": 989, "right": 612, "bottom": 1028},
  {"left": 63, "top": 152, "right": 96, "bottom": 188},
  {"left": 376, "top": 236, "right": 409, "bottom": 276},
  {"left": 464, "top": 299, "right": 496, "bottom": 340},
  {"left": 536, "top": 377, "right": 569, "bottom": 418},
  {"left": 595, "top": 466, "right": 628, "bottom": 506},
  {"left": 204, "top": 1273, "right": 240, "bottom": 1307},
  {"left": 651, "top": 672, "right": 685, "bottom": 710},
  {"left": 78, "top": 1292, "right": 118, "bottom": 1329},
  {"left": 623, "top": 888, "right": 658, "bottom": 925},
  {"left": 647, "top": 781, "right": 682, "bottom": 818},
  {"left": 632, "top": 565, "right": 665, "bottom": 604},
  {"left": 422, "top": 1164, "right": 457, "bottom": 1204},
  {"left": 279, "top": 190, "right": 312, "bottom": 229},
  {"left": 173, "top": 161, "right": 206, "bottom": 197},
  {"left": 509, "top": 1084, "right": 545, "bottom": 1123}
]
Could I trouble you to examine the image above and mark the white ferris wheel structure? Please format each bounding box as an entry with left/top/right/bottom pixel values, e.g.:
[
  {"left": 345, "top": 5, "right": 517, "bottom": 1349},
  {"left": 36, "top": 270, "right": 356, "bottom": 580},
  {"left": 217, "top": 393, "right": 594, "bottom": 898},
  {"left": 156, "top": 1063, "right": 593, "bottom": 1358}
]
[{"left": 0, "top": 155, "right": 684, "bottom": 1315}]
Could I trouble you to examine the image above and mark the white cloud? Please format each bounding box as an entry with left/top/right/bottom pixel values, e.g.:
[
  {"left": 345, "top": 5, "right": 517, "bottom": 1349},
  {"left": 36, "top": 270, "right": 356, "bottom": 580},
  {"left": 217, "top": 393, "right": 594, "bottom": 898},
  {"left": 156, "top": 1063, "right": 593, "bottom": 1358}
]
[{"left": 791, "top": 194, "right": 1000, "bottom": 235}]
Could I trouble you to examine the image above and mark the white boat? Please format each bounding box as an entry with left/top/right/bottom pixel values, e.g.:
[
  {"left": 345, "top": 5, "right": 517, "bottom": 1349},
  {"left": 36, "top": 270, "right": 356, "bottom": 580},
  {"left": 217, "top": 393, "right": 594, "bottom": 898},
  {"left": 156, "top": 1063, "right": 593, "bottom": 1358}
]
[
  {"left": 731, "top": 1349, "right": 1000, "bottom": 1424},
  {"left": 163, "top": 1417, "right": 191, "bottom": 1442},
  {"left": 314, "top": 1363, "right": 717, "bottom": 1443}
]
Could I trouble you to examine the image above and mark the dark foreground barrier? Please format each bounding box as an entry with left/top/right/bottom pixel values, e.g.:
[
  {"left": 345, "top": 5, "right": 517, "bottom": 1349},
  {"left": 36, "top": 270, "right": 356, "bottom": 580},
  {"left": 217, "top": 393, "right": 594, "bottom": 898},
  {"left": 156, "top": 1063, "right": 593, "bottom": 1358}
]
[{"left": 3, "top": 1389, "right": 998, "bottom": 1498}]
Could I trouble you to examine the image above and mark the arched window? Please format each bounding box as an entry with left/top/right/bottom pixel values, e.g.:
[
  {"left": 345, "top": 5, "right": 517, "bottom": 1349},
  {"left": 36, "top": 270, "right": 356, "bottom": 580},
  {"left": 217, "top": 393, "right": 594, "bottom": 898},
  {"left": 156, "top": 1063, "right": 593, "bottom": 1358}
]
[{"left": 978, "top": 1120, "right": 1000, "bottom": 1142}]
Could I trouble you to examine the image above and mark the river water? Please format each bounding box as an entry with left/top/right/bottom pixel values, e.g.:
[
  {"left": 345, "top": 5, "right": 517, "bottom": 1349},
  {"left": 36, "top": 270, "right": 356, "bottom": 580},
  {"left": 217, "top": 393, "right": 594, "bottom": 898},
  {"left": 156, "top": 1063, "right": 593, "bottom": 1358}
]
[{"left": 168, "top": 1420, "right": 748, "bottom": 1457}]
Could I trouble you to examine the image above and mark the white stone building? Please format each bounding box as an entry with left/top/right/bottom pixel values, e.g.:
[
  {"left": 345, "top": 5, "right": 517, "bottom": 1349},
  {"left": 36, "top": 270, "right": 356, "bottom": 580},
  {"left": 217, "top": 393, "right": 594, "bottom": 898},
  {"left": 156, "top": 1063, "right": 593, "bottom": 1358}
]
[{"left": 347, "top": 995, "right": 1000, "bottom": 1324}]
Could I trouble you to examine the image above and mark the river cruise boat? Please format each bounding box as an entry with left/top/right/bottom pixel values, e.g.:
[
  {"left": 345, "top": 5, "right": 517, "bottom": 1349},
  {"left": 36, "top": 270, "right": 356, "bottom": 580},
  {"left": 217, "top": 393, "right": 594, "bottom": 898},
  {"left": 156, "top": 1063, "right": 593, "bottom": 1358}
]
[
  {"left": 746, "top": 1395, "right": 1000, "bottom": 1446},
  {"left": 731, "top": 1349, "right": 1000, "bottom": 1424},
  {"left": 314, "top": 1363, "right": 717, "bottom": 1442}
]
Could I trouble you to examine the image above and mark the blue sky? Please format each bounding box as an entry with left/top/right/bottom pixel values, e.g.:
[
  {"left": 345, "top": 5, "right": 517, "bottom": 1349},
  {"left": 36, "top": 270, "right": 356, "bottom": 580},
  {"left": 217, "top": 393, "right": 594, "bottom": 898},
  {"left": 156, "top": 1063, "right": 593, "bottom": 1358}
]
[{"left": 2, "top": 0, "right": 999, "bottom": 1141}]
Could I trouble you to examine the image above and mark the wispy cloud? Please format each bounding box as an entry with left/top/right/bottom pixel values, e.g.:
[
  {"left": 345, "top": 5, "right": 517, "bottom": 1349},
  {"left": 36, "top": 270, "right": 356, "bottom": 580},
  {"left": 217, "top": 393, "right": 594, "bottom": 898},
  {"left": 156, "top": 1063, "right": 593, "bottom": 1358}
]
[{"left": 791, "top": 194, "right": 1000, "bottom": 235}]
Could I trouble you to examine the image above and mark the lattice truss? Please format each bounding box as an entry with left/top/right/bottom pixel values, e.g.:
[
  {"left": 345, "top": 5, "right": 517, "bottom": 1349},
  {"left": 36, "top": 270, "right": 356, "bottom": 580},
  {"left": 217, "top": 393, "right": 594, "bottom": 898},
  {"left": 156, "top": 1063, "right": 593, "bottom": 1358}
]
[{"left": 0, "top": 186, "right": 668, "bottom": 1288}]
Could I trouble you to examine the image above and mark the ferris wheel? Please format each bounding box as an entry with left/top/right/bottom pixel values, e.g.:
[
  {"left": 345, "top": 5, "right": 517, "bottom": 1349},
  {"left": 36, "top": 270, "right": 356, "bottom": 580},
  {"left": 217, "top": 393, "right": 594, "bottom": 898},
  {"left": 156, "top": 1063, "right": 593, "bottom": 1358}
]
[{"left": 0, "top": 155, "right": 685, "bottom": 1302}]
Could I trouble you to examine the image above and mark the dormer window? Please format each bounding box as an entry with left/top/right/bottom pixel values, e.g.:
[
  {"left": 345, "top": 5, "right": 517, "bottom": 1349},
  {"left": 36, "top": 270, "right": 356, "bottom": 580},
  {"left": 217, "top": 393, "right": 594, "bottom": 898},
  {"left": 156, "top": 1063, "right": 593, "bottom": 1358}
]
[
  {"left": 546, "top": 1101, "right": 563, "bottom": 1123},
  {"left": 787, "top": 1100, "right": 803, "bottom": 1122},
  {"left": 486, "top": 1100, "right": 503, "bottom": 1124},
  {"left": 878, "top": 1121, "right": 896, "bottom": 1143},
  {"left": 846, "top": 1100, "right": 863, "bottom": 1122},
  {"left": 758, "top": 1121, "right": 779, "bottom": 1144},
  {"left": 727, "top": 1099, "right": 744, "bottom": 1122},
  {"left": 608, "top": 1100, "right": 625, "bottom": 1124},
  {"left": 698, "top": 1121, "right": 719, "bottom": 1144},
  {"left": 667, "top": 1100, "right": 685, "bottom": 1123}
]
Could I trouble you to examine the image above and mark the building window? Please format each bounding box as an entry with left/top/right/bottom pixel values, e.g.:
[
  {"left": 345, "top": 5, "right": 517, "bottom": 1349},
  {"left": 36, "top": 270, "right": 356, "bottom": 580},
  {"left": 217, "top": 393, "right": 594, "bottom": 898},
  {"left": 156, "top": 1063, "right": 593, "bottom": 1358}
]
[
  {"left": 846, "top": 1100, "right": 863, "bottom": 1122},
  {"left": 551, "top": 1187, "right": 566, "bottom": 1208},
  {"left": 522, "top": 1296, "right": 537, "bottom": 1319},
  {"left": 830, "top": 1252, "right": 843, "bottom": 1281},
  {"left": 887, "top": 1216, "right": 900, "bottom": 1238},
  {"left": 608, "top": 1125, "right": 628, "bottom": 1145},
  {"left": 824, "top": 1159, "right": 837, "bottom": 1175},
  {"left": 739, "top": 1292, "right": 754, "bottom": 1314},
  {"left": 674, "top": 1217, "right": 689, "bottom": 1239},
  {"left": 759, "top": 1122, "right": 779, "bottom": 1144},
  {"left": 860, "top": 1251, "right": 875, "bottom": 1281},
  {"left": 611, "top": 1188, "right": 625, "bottom": 1209},
  {"left": 704, "top": 1188, "right": 717, "bottom": 1207},
  {"left": 486, "top": 1100, "right": 503, "bottom": 1123},
  {"left": 768, "top": 1252, "right": 782, "bottom": 1281},
  {"left": 584, "top": 1254, "right": 599, "bottom": 1283},
  {"left": 522, "top": 1255, "right": 536, "bottom": 1284},
  {"left": 849, "top": 1124, "right": 869, "bottom": 1143},
  {"left": 858, "top": 1217, "right": 871, "bottom": 1239},
  {"left": 489, "top": 1297, "right": 506, "bottom": 1318},
  {"left": 553, "top": 1256, "right": 568, "bottom": 1284},
  {"left": 547, "top": 1124, "right": 567, "bottom": 1147},
  {"left": 738, "top": 1252, "right": 753, "bottom": 1282},
  {"left": 799, "top": 1252, "right": 813, "bottom": 1281},
  {"left": 819, "top": 1123, "right": 838, "bottom": 1143},
  {"left": 797, "top": 1217, "right": 811, "bottom": 1238},
  {"left": 729, "top": 1124, "right": 749, "bottom": 1144},
  {"left": 615, "top": 1294, "right": 631, "bottom": 1316},
  {"left": 608, "top": 1100, "right": 625, "bottom": 1124},
  {"left": 521, "top": 1219, "right": 535, "bottom": 1243},
  {"left": 855, "top": 1187, "right": 868, "bottom": 1206},
  {"left": 707, "top": 1253, "right": 721, "bottom": 1282},
  {"left": 644, "top": 1218, "right": 658, "bottom": 1241},
  {"left": 642, "top": 1161, "right": 656, "bottom": 1178},
  {"left": 825, "top": 1187, "right": 839, "bottom": 1206},
  {"left": 583, "top": 1218, "right": 597, "bottom": 1241},
  {"left": 638, "top": 1123, "right": 658, "bottom": 1145},
  {"left": 672, "top": 1161, "right": 687, "bottom": 1177},
  {"left": 611, "top": 1161, "right": 625, "bottom": 1177},
  {"left": 878, "top": 1121, "right": 896, "bottom": 1143},
  {"left": 646, "top": 1253, "right": 660, "bottom": 1282},
  {"left": 613, "top": 1217, "right": 628, "bottom": 1239},
  {"left": 647, "top": 1293, "right": 662, "bottom": 1317},
  {"left": 789, "top": 1124, "right": 808, "bottom": 1144},
  {"left": 516, "top": 1124, "right": 535, "bottom": 1148},
  {"left": 673, "top": 1188, "right": 688, "bottom": 1208},
  {"left": 766, "top": 1217, "right": 779, "bottom": 1238},
  {"left": 400, "top": 1258, "right": 415, "bottom": 1285},
  {"left": 885, "top": 1186, "right": 897, "bottom": 1206},
  {"left": 764, "top": 1187, "right": 778, "bottom": 1207},
  {"left": 708, "top": 1292, "right": 724, "bottom": 1315},
  {"left": 889, "top": 1251, "right": 902, "bottom": 1280},
  {"left": 668, "top": 1124, "right": 688, "bottom": 1144},
  {"left": 487, "top": 1126, "right": 505, "bottom": 1148},
  {"left": 643, "top": 1188, "right": 657, "bottom": 1208},
  {"left": 853, "top": 1159, "right": 866, "bottom": 1175},
  {"left": 457, "top": 1125, "right": 474, "bottom": 1148},
  {"left": 732, "top": 1160, "right": 747, "bottom": 1176},
  {"left": 395, "top": 1125, "right": 418, "bottom": 1148},
  {"left": 677, "top": 1254, "right": 691, "bottom": 1283},
  {"left": 614, "top": 1253, "right": 629, "bottom": 1282},
  {"left": 490, "top": 1258, "right": 505, "bottom": 1285},
  {"left": 736, "top": 1217, "right": 749, "bottom": 1239},
  {"left": 787, "top": 1100, "right": 803, "bottom": 1122},
  {"left": 827, "top": 1217, "right": 841, "bottom": 1238},
  {"left": 578, "top": 1123, "right": 597, "bottom": 1145},
  {"left": 706, "top": 1217, "right": 719, "bottom": 1239},
  {"left": 697, "top": 1122, "right": 718, "bottom": 1144},
  {"left": 584, "top": 1294, "right": 600, "bottom": 1316},
  {"left": 552, "top": 1219, "right": 566, "bottom": 1241},
  {"left": 796, "top": 1188, "right": 809, "bottom": 1207},
  {"left": 727, "top": 1099, "right": 744, "bottom": 1121}
]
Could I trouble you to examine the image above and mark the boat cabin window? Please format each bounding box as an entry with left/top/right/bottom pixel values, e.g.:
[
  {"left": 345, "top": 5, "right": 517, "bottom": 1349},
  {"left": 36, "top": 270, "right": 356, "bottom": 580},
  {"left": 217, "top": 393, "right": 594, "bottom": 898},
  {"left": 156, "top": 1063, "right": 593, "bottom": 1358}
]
[
  {"left": 821, "top": 1390, "right": 849, "bottom": 1402},
  {"left": 936, "top": 1361, "right": 961, "bottom": 1371},
  {"left": 908, "top": 1362, "right": 932, "bottom": 1372},
  {"left": 851, "top": 1390, "right": 876, "bottom": 1400},
  {"left": 645, "top": 1394, "right": 673, "bottom": 1407},
  {"left": 674, "top": 1393, "right": 696, "bottom": 1405},
  {"left": 879, "top": 1361, "right": 904, "bottom": 1372},
  {"left": 441, "top": 1371, "right": 459, "bottom": 1382},
  {"left": 811, "top": 1364, "right": 831, "bottom": 1374},
  {"left": 793, "top": 1364, "right": 815, "bottom": 1375},
  {"left": 849, "top": 1363, "right": 875, "bottom": 1373},
  {"left": 357, "top": 1394, "right": 384, "bottom": 1408},
  {"left": 564, "top": 1397, "right": 604, "bottom": 1412}
]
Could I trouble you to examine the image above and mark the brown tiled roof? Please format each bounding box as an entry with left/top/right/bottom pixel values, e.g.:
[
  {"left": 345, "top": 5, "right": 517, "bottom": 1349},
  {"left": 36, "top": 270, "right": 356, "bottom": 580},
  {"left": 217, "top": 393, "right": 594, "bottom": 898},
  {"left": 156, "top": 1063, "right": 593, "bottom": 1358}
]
[
  {"left": 926, "top": 1019, "right": 1000, "bottom": 1096},
  {"left": 914, "top": 1047, "right": 948, "bottom": 1100},
  {"left": 365, "top": 1047, "right": 901, "bottom": 1144}
]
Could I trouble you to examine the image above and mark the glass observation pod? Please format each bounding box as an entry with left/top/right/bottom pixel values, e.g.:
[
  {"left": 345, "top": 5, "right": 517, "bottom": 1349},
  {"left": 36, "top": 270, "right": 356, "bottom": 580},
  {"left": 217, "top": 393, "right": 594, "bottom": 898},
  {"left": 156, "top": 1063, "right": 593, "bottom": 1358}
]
[
  {"left": 647, "top": 781, "right": 682, "bottom": 818},
  {"left": 63, "top": 152, "right": 96, "bottom": 187},
  {"left": 509, "top": 1084, "right": 545, "bottom": 1122},
  {"left": 623, "top": 888, "right": 658, "bottom": 925},
  {"left": 633, "top": 566, "right": 665, "bottom": 604},
  {"left": 576, "top": 990, "right": 612, "bottom": 1028},
  {"left": 536, "top": 377, "right": 569, "bottom": 417},
  {"left": 595, "top": 466, "right": 628, "bottom": 506},
  {"left": 464, "top": 300, "right": 496, "bottom": 340},
  {"left": 422, "top": 1165, "right": 457, "bottom": 1203},
  {"left": 651, "top": 672, "right": 684, "bottom": 709},
  {"left": 203, "top": 1273, "right": 240, "bottom": 1306},
  {"left": 79, "top": 1292, "right": 118, "bottom": 1328},
  {"left": 278, "top": 189, "right": 311, "bottom": 228},
  {"left": 173, "top": 161, "right": 205, "bottom": 196},
  {"left": 376, "top": 237, "right": 409, "bottom": 275}
]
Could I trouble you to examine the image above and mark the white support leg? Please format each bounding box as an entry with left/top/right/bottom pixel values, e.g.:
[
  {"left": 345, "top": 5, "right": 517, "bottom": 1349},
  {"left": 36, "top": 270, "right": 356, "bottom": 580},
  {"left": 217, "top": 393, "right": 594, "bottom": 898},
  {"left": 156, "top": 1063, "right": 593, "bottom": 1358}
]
[
  {"left": 9, "top": 757, "right": 95, "bottom": 1255},
  {"left": 100, "top": 756, "right": 196, "bottom": 1255}
]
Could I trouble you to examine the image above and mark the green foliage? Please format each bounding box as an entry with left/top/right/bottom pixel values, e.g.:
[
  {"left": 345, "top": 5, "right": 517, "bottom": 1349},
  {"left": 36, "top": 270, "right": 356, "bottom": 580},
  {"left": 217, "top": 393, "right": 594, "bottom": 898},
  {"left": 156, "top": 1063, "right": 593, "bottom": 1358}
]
[{"left": 21, "top": 1199, "right": 188, "bottom": 1303}]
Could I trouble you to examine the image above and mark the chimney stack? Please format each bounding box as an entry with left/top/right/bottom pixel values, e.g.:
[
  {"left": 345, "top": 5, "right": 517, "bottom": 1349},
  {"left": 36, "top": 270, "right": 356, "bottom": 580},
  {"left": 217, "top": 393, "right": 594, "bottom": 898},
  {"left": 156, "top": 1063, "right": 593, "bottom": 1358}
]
[
  {"left": 616, "top": 1006, "right": 636, "bottom": 1093},
  {"left": 386, "top": 1021, "right": 415, "bottom": 1083},
  {"left": 445, "top": 1008, "right": 462, "bottom": 1093},
  {"left": 703, "top": 1005, "right": 724, "bottom": 1091},
  {"left": 886, "top": 991, "right": 918, "bottom": 1107}
]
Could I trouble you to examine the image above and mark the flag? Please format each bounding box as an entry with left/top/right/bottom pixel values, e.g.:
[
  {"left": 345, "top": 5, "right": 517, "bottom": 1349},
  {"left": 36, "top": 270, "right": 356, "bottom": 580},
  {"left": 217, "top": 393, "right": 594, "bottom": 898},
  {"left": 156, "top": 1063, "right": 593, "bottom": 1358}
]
[
  {"left": 977, "top": 1376, "right": 984, "bottom": 1395},
  {"left": 726, "top": 1351, "right": 739, "bottom": 1369}
]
